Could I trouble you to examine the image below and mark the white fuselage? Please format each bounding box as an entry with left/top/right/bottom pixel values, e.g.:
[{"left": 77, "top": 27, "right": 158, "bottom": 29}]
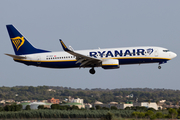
[{"left": 14, "top": 46, "right": 176, "bottom": 69}]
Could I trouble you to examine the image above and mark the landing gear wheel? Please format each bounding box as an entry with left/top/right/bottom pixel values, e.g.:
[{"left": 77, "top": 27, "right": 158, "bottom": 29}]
[
  {"left": 89, "top": 68, "right": 95, "bottom": 74},
  {"left": 158, "top": 66, "right": 161, "bottom": 69}
]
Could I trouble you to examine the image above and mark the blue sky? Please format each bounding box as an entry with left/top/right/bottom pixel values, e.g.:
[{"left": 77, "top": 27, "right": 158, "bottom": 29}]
[{"left": 1, "top": 0, "right": 179, "bottom": 89}]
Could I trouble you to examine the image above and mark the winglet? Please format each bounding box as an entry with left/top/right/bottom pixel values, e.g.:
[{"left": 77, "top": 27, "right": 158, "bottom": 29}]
[{"left": 59, "top": 39, "right": 70, "bottom": 51}]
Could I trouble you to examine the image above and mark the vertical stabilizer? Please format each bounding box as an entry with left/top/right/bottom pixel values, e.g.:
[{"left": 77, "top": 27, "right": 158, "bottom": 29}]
[{"left": 6, "top": 25, "right": 50, "bottom": 55}]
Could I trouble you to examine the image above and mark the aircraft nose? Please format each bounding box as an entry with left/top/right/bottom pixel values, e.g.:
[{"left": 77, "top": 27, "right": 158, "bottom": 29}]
[{"left": 170, "top": 52, "right": 177, "bottom": 59}]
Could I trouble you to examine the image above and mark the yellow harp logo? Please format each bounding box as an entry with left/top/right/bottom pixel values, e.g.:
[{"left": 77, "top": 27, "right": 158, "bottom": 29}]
[{"left": 11, "top": 36, "right": 25, "bottom": 51}]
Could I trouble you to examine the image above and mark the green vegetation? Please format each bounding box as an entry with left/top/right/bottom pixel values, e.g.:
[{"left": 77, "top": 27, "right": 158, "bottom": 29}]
[
  {"left": 1, "top": 104, "right": 22, "bottom": 111},
  {"left": 0, "top": 109, "right": 133, "bottom": 119},
  {"left": 0, "top": 104, "right": 180, "bottom": 119},
  {"left": 0, "top": 86, "right": 180, "bottom": 119},
  {"left": 0, "top": 86, "right": 180, "bottom": 105},
  {"left": 0, "top": 108, "right": 179, "bottom": 119},
  {"left": 104, "top": 111, "right": 114, "bottom": 120},
  {"left": 25, "top": 105, "right": 31, "bottom": 110}
]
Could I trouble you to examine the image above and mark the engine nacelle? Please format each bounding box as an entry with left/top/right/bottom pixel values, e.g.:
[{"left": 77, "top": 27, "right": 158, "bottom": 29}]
[{"left": 102, "top": 59, "right": 120, "bottom": 69}]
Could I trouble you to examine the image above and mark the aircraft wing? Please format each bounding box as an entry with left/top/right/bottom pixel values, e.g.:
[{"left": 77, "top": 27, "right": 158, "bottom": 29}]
[{"left": 60, "top": 40, "right": 102, "bottom": 67}]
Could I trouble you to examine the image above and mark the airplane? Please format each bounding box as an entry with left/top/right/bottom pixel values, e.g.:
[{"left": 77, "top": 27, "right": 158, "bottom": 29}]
[{"left": 5, "top": 24, "right": 177, "bottom": 74}]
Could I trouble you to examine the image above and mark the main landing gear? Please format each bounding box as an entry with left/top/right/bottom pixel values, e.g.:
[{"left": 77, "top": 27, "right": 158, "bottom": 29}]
[
  {"left": 89, "top": 67, "right": 95, "bottom": 74},
  {"left": 158, "top": 61, "right": 167, "bottom": 69},
  {"left": 158, "top": 63, "right": 161, "bottom": 69},
  {"left": 158, "top": 65, "right": 161, "bottom": 69}
]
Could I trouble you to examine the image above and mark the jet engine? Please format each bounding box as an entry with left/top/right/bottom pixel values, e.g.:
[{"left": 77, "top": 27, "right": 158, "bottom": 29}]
[{"left": 101, "top": 59, "right": 119, "bottom": 69}]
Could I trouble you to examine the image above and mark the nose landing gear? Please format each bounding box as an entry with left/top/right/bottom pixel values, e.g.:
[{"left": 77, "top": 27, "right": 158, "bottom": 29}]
[{"left": 89, "top": 67, "right": 95, "bottom": 74}]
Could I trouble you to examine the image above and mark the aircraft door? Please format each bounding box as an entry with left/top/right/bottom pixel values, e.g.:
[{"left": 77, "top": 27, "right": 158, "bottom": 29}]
[{"left": 154, "top": 49, "right": 158, "bottom": 57}]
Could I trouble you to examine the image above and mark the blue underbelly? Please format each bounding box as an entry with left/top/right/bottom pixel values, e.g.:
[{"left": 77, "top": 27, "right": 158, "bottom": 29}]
[{"left": 14, "top": 58, "right": 168, "bottom": 68}]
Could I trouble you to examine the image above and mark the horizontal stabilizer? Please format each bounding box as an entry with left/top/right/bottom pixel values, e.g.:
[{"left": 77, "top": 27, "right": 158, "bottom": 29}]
[{"left": 5, "top": 53, "right": 26, "bottom": 59}]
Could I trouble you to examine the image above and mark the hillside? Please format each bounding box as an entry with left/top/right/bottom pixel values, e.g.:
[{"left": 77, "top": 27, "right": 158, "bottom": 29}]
[{"left": 0, "top": 86, "right": 179, "bottom": 105}]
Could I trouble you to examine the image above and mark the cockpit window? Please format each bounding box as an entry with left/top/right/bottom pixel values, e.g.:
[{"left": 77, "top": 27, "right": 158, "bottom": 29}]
[{"left": 163, "top": 50, "right": 170, "bottom": 52}]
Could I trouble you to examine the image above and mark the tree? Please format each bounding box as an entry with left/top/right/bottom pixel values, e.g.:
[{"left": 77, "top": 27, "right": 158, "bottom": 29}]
[
  {"left": 95, "top": 105, "right": 101, "bottom": 110},
  {"left": 25, "top": 105, "right": 31, "bottom": 110},
  {"left": 105, "top": 111, "right": 114, "bottom": 120},
  {"left": 147, "top": 107, "right": 156, "bottom": 111},
  {"left": 135, "top": 106, "right": 147, "bottom": 111},
  {"left": 71, "top": 105, "right": 79, "bottom": 110},
  {"left": 169, "top": 108, "right": 178, "bottom": 119},
  {"left": 138, "top": 112, "right": 145, "bottom": 118},
  {"left": 176, "top": 101, "right": 179, "bottom": 105},
  {"left": 132, "top": 111, "right": 139, "bottom": 119},
  {"left": 177, "top": 107, "right": 180, "bottom": 116},
  {"left": 90, "top": 107, "right": 95, "bottom": 110},
  {"left": 38, "top": 105, "right": 44, "bottom": 109},
  {"left": 145, "top": 110, "right": 154, "bottom": 119},
  {"left": 10, "top": 104, "right": 16, "bottom": 111},
  {"left": 4, "top": 105, "right": 11, "bottom": 111},
  {"left": 0, "top": 107, "right": 3, "bottom": 112},
  {"left": 156, "top": 112, "right": 163, "bottom": 119},
  {"left": 51, "top": 104, "right": 60, "bottom": 109},
  {"left": 59, "top": 105, "right": 70, "bottom": 110},
  {"left": 2, "top": 86, "right": 180, "bottom": 106},
  {"left": 150, "top": 115, "right": 157, "bottom": 120},
  {"left": 125, "top": 107, "right": 131, "bottom": 110},
  {"left": 110, "top": 106, "right": 117, "bottom": 110},
  {"left": 17, "top": 104, "right": 23, "bottom": 111},
  {"left": 102, "top": 107, "right": 109, "bottom": 110}
]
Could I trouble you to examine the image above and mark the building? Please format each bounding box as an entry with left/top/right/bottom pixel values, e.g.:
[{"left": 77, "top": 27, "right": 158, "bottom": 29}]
[
  {"left": 93, "top": 101, "right": 104, "bottom": 108},
  {"left": 71, "top": 98, "right": 83, "bottom": 104},
  {"left": 30, "top": 102, "right": 52, "bottom": 109},
  {"left": 30, "top": 100, "right": 37, "bottom": 102},
  {"left": 47, "top": 89, "right": 56, "bottom": 92},
  {"left": 92, "top": 101, "right": 160, "bottom": 110},
  {"left": 117, "top": 103, "right": 133, "bottom": 109},
  {"left": 109, "top": 102, "right": 119, "bottom": 109},
  {"left": 69, "top": 98, "right": 85, "bottom": 109},
  {"left": 69, "top": 97, "right": 84, "bottom": 104},
  {"left": 61, "top": 102, "right": 85, "bottom": 109},
  {"left": 94, "top": 101, "right": 133, "bottom": 109},
  {"left": 60, "top": 97, "right": 85, "bottom": 109},
  {"left": 94, "top": 101, "right": 103, "bottom": 105},
  {"left": 41, "top": 100, "right": 48, "bottom": 103},
  {"left": 48, "top": 98, "right": 60, "bottom": 104},
  {"left": 0, "top": 100, "right": 5, "bottom": 104},
  {"left": 85, "top": 103, "right": 92, "bottom": 109},
  {"left": 21, "top": 102, "right": 30, "bottom": 109},
  {"left": 21, "top": 102, "right": 52, "bottom": 109},
  {"left": 133, "top": 102, "right": 159, "bottom": 110},
  {"left": 159, "top": 100, "right": 166, "bottom": 103},
  {"left": 68, "top": 96, "right": 73, "bottom": 102},
  {"left": 5, "top": 99, "right": 15, "bottom": 103}
]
